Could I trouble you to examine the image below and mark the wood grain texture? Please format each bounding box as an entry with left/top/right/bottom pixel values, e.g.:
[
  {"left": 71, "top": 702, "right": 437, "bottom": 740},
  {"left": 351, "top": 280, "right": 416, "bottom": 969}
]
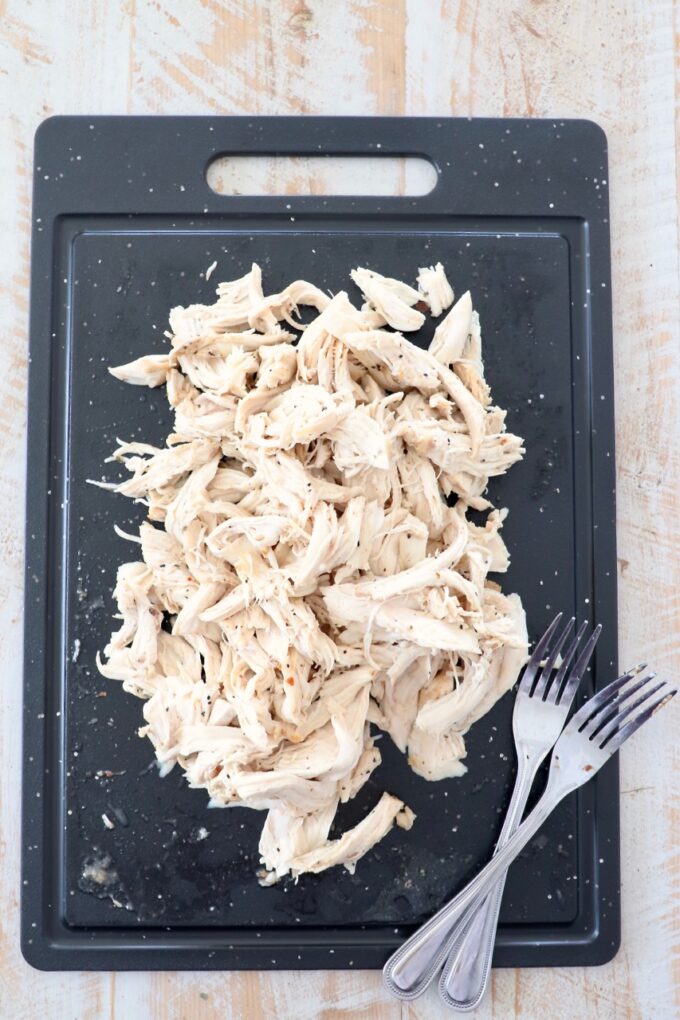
[{"left": 1, "top": 1, "right": 678, "bottom": 1017}]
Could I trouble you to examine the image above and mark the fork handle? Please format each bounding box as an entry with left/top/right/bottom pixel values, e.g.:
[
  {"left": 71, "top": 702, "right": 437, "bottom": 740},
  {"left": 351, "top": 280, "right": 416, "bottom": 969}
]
[
  {"left": 381, "top": 752, "right": 537, "bottom": 1001},
  {"left": 383, "top": 773, "right": 569, "bottom": 1000},
  {"left": 438, "top": 880, "right": 507, "bottom": 1010},
  {"left": 437, "top": 752, "right": 540, "bottom": 1010}
]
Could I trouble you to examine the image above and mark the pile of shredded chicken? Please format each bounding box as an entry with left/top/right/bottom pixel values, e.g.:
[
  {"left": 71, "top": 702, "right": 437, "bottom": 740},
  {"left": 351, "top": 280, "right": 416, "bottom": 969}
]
[{"left": 97, "top": 260, "right": 528, "bottom": 884}]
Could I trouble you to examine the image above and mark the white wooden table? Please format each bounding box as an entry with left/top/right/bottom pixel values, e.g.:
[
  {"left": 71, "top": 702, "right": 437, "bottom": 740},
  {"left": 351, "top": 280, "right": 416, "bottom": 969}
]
[{"left": 1, "top": 2, "right": 678, "bottom": 1017}]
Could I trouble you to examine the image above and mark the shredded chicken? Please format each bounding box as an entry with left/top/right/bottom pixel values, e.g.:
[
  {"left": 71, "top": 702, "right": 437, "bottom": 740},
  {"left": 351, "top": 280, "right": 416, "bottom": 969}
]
[
  {"left": 97, "top": 259, "right": 527, "bottom": 884},
  {"left": 417, "top": 262, "right": 454, "bottom": 317}
]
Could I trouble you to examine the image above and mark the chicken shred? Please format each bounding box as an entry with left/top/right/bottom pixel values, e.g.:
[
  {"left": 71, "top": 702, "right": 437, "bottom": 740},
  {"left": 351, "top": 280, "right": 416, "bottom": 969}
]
[
  {"left": 98, "top": 260, "right": 527, "bottom": 883},
  {"left": 417, "top": 262, "right": 454, "bottom": 317}
]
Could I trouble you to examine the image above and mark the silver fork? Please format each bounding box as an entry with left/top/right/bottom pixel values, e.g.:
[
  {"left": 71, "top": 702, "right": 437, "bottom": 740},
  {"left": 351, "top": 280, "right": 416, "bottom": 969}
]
[
  {"left": 436, "top": 614, "right": 602, "bottom": 1011},
  {"left": 438, "top": 667, "right": 676, "bottom": 1007},
  {"left": 383, "top": 666, "right": 676, "bottom": 1005},
  {"left": 382, "top": 614, "right": 602, "bottom": 1001}
]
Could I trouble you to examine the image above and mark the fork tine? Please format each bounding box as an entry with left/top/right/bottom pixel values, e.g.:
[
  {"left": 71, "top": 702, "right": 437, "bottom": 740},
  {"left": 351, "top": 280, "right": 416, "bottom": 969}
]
[
  {"left": 548, "top": 623, "right": 601, "bottom": 706},
  {"left": 569, "top": 622, "right": 602, "bottom": 684},
  {"left": 603, "top": 686, "right": 677, "bottom": 753},
  {"left": 588, "top": 671, "right": 658, "bottom": 738},
  {"left": 533, "top": 617, "right": 575, "bottom": 699},
  {"left": 596, "top": 677, "right": 666, "bottom": 746},
  {"left": 519, "top": 613, "right": 563, "bottom": 694},
  {"left": 574, "top": 664, "right": 646, "bottom": 732},
  {"left": 551, "top": 620, "right": 589, "bottom": 705},
  {"left": 554, "top": 620, "right": 589, "bottom": 683}
]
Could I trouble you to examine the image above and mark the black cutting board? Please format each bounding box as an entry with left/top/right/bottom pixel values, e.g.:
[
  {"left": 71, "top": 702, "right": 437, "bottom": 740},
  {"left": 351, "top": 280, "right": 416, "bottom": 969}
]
[{"left": 23, "top": 116, "right": 618, "bottom": 970}]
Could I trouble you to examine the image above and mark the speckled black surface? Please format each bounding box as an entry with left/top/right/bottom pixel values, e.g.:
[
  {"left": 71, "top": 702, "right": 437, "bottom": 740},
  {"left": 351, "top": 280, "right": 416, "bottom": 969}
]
[{"left": 23, "top": 116, "right": 618, "bottom": 970}]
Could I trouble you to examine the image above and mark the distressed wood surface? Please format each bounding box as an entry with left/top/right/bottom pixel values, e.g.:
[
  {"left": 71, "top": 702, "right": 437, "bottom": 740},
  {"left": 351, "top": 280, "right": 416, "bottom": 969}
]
[{"left": 1, "top": 1, "right": 678, "bottom": 1017}]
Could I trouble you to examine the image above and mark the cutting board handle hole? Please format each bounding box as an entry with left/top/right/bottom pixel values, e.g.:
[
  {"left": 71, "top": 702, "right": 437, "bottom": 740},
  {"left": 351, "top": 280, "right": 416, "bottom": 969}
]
[{"left": 206, "top": 154, "right": 438, "bottom": 197}]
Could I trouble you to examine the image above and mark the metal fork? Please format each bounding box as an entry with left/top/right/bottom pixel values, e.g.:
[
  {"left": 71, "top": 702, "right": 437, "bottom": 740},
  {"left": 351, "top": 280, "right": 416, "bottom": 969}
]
[
  {"left": 382, "top": 615, "right": 600, "bottom": 1001},
  {"left": 383, "top": 666, "right": 676, "bottom": 1004},
  {"left": 439, "top": 667, "right": 675, "bottom": 1007},
  {"left": 435, "top": 614, "right": 602, "bottom": 1011}
]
